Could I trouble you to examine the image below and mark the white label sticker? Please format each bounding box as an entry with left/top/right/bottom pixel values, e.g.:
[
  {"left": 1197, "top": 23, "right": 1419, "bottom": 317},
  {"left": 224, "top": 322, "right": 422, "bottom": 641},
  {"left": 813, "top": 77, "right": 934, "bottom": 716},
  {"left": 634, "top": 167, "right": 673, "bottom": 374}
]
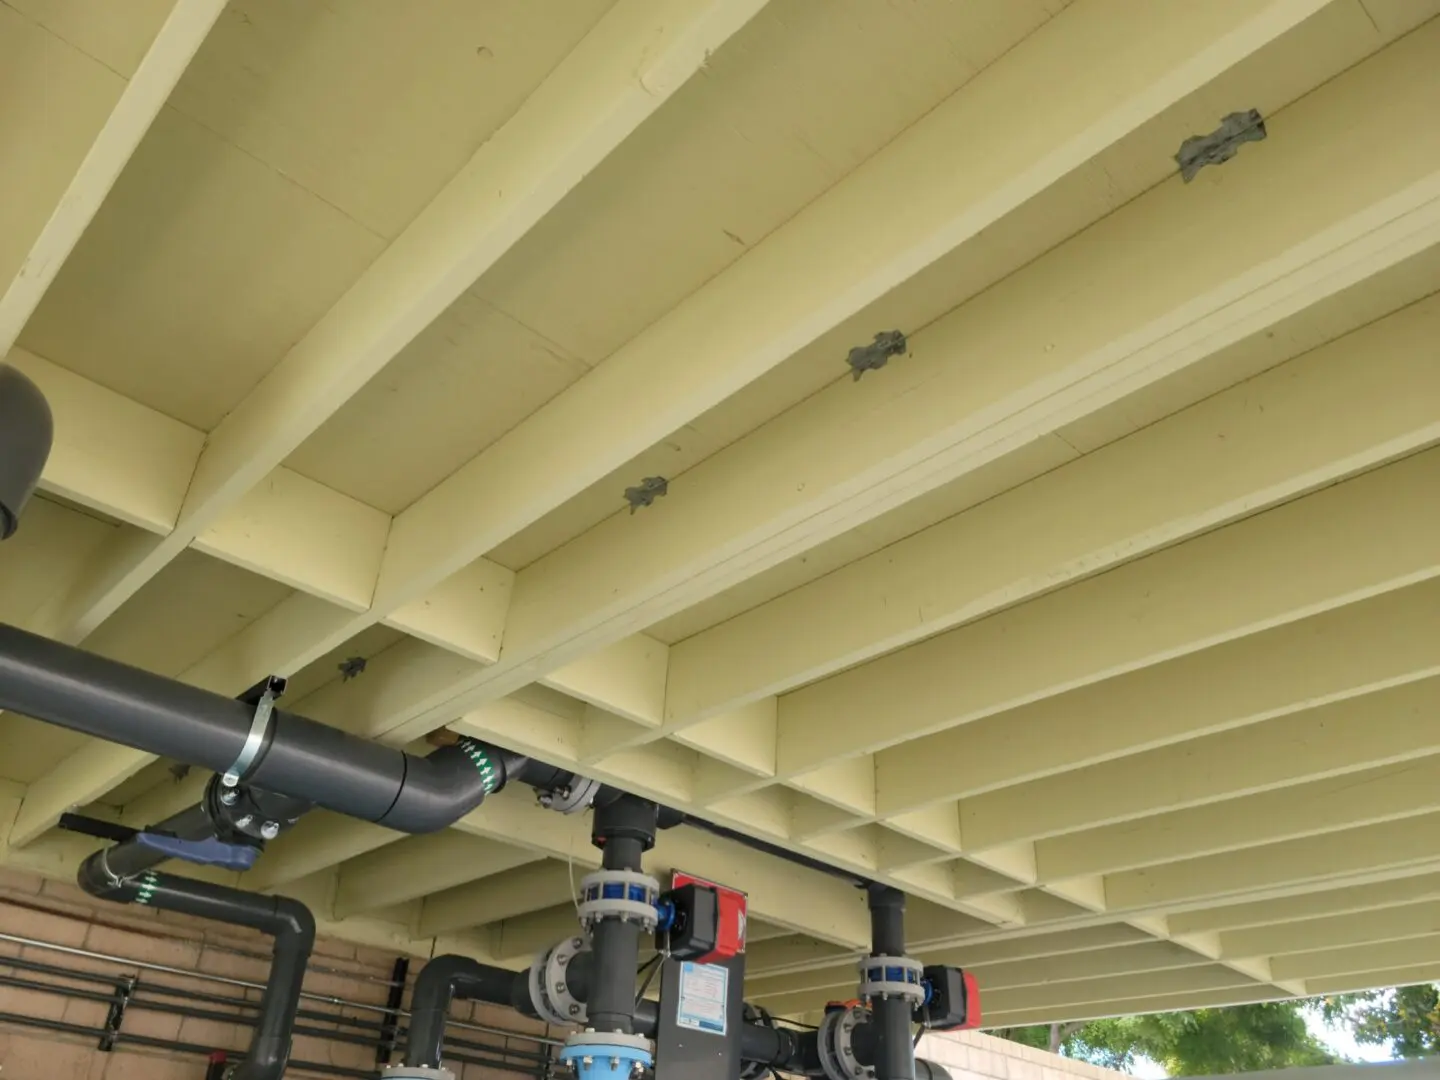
[{"left": 675, "top": 961, "right": 729, "bottom": 1036}]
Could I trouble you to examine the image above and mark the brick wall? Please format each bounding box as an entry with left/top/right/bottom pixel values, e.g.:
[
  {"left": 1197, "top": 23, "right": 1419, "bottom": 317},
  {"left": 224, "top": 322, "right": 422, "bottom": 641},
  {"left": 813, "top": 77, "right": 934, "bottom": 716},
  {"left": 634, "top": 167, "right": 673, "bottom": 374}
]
[{"left": 0, "top": 866, "right": 557, "bottom": 1080}]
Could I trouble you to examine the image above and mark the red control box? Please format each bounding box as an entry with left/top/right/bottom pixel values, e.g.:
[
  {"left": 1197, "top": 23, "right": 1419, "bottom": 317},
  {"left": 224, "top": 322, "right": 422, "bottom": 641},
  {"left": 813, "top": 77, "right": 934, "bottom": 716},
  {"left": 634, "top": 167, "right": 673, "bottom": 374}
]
[{"left": 673, "top": 871, "right": 748, "bottom": 962}]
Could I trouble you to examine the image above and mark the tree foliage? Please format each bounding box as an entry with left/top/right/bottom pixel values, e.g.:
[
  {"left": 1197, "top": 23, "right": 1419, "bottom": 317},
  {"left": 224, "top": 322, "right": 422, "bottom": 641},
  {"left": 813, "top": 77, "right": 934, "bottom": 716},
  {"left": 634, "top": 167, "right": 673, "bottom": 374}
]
[
  {"left": 994, "top": 1002, "right": 1337, "bottom": 1075},
  {"left": 1322, "top": 984, "right": 1440, "bottom": 1058}
]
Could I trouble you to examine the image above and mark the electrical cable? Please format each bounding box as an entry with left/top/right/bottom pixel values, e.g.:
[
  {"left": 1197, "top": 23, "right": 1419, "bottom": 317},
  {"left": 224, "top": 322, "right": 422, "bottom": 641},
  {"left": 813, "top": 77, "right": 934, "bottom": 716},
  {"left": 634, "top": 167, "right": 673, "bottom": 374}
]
[{"left": 635, "top": 953, "right": 663, "bottom": 1007}]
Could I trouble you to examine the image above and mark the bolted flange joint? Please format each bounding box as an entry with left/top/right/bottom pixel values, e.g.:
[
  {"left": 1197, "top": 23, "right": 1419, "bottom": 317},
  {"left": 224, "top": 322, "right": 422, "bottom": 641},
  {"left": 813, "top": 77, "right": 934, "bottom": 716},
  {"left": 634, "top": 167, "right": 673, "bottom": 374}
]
[
  {"left": 560, "top": 1030, "right": 652, "bottom": 1080},
  {"left": 528, "top": 935, "right": 590, "bottom": 1026},
  {"left": 576, "top": 869, "right": 661, "bottom": 932},
  {"left": 857, "top": 954, "right": 926, "bottom": 1005}
]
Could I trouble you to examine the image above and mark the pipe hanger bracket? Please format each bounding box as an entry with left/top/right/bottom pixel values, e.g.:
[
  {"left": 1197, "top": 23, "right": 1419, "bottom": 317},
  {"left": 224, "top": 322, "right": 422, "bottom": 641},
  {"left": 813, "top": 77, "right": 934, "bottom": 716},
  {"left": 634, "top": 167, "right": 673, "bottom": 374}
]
[{"left": 222, "top": 676, "right": 285, "bottom": 788}]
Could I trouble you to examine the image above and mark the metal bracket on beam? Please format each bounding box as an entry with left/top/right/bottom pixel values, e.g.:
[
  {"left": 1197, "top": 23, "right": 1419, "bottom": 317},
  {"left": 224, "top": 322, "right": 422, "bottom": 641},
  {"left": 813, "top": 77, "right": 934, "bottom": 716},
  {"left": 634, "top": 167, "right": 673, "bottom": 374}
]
[
  {"left": 846, "top": 330, "right": 906, "bottom": 381},
  {"left": 624, "top": 476, "right": 669, "bottom": 513},
  {"left": 1176, "top": 109, "right": 1265, "bottom": 181}
]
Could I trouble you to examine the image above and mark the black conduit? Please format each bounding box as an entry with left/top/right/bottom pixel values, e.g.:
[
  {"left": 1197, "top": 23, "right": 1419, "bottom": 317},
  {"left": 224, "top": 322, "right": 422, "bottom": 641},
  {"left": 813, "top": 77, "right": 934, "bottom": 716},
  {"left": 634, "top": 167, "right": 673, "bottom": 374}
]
[
  {"left": 0, "top": 623, "right": 529, "bottom": 832},
  {"left": 868, "top": 883, "right": 918, "bottom": 1080},
  {"left": 78, "top": 868, "right": 314, "bottom": 1080}
]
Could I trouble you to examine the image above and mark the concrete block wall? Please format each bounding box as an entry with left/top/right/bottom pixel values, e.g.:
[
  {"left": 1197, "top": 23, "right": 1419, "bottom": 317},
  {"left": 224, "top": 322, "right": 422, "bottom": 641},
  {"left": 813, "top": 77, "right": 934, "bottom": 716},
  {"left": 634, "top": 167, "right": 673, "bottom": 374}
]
[
  {"left": 918, "top": 1029, "right": 1128, "bottom": 1080},
  {"left": 0, "top": 865, "right": 557, "bottom": 1079}
]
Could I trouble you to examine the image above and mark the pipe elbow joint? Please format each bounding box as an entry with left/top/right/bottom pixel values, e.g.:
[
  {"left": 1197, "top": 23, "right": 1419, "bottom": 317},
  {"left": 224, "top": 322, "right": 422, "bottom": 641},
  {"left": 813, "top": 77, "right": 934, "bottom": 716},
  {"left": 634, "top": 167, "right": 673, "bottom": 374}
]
[
  {"left": 377, "top": 744, "right": 500, "bottom": 833},
  {"left": 76, "top": 850, "right": 125, "bottom": 901},
  {"left": 270, "top": 895, "right": 316, "bottom": 948}
]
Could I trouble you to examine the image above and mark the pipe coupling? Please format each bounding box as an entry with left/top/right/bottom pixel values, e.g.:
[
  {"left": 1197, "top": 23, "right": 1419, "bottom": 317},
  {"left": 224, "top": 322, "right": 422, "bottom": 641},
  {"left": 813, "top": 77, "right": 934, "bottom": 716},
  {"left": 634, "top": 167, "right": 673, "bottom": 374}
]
[
  {"left": 857, "top": 955, "right": 926, "bottom": 1004},
  {"left": 560, "top": 1031, "right": 652, "bottom": 1080},
  {"left": 528, "top": 934, "right": 589, "bottom": 1026},
  {"left": 818, "top": 1004, "right": 875, "bottom": 1080},
  {"left": 577, "top": 869, "right": 660, "bottom": 931}
]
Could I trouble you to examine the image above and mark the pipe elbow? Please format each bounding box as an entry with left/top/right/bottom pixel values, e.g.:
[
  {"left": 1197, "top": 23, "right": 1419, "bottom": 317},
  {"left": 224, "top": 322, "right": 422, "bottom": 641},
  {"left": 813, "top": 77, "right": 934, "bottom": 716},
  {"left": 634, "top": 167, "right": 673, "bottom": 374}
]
[
  {"left": 377, "top": 743, "right": 497, "bottom": 833},
  {"left": 413, "top": 953, "right": 479, "bottom": 996},
  {"left": 76, "top": 851, "right": 126, "bottom": 901},
  {"left": 270, "top": 895, "right": 316, "bottom": 948}
]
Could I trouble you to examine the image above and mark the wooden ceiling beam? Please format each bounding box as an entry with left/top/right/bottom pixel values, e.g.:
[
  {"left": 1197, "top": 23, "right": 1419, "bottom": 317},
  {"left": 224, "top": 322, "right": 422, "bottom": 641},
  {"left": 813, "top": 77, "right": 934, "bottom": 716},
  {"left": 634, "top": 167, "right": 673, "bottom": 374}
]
[
  {"left": 766, "top": 964, "right": 1265, "bottom": 1024},
  {"left": 24, "top": 0, "right": 763, "bottom": 646},
  {"left": 1168, "top": 874, "right": 1440, "bottom": 938},
  {"left": 967, "top": 677, "right": 1440, "bottom": 851},
  {"left": 487, "top": 904, "right": 586, "bottom": 966},
  {"left": 3, "top": 347, "right": 204, "bottom": 533},
  {"left": 369, "top": 0, "right": 1329, "bottom": 647},
  {"left": 25, "top": 8, "right": 1428, "bottom": 835},
  {"left": 0, "top": 0, "right": 225, "bottom": 354},
  {"left": 978, "top": 986, "right": 1292, "bottom": 1030},
  {"left": 1038, "top": 752, "right": 1440, "bottom": 882},
  {"left": 1221, "top": 900, "right": 1440, "bottom": 961},
  {"left": 749, "top": 939, "right": 1211, "bottom": 1003},
  {"left": 1306, "top": 963, "right": 1440, "bottom": 997},
  {"left": 669, "top": 281, "right": 1440, "bottom": 738},
  {"left": 798, "top": 446, "right": 1440, "bottom": 789},
  {"left": 332, "top": 832, "right": 542, "bottom": 918},
  {"left": 380, "top": 19, "right": 1440, "bottom": 748},
  {"left": 1105, "top": 814, "right": 1440, "bottom": 913},
  {"left": 129, "top": 0, "right": 1344, "bottom": 760},
  {"left": 747, "top": 923, "right": 1149, "bottom": 980},
  {"left": 242, "top": 812, "right": 396, "bottom": 894},
  {"left": 418, "top": 861, "right": 577, "bottom": 939},
  {"left": 876, "top": 577, "right": 1440, "bottom": 817}
]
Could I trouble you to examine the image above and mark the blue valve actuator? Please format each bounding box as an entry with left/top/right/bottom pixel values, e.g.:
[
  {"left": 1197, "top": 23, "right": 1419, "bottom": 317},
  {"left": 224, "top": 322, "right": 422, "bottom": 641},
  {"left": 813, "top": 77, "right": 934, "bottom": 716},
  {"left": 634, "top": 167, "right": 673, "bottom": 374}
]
[{"left": 133, "top": 832, "right": 260, "bottom": 872}]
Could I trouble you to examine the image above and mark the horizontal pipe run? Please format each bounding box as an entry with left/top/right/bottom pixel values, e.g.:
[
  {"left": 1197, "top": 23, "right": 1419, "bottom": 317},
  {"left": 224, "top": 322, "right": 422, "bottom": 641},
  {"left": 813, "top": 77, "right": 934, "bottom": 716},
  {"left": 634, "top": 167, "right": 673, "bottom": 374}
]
[
  {"left": 0, "top": 956, "right": 553, "bottom": 1067},
  {"left": 0, "top": 1009, "right": 378, "bottom": 1080},
  {"left": 0, "top": 623, "right": 521, "bottom": 832},
  {"left": 0, "top": 612, "right": 864, "bottom": 894},
  {"left": 0, "top": 928, "right": 563, "bottom": 1046}
]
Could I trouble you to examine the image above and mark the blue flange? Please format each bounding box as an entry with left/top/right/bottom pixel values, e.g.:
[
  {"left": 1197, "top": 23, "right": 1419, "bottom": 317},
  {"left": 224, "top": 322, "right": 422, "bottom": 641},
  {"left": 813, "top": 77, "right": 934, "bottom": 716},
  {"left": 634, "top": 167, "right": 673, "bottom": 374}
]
[{"left": 559, "top": 1037, "right": 652, "bottom": 1080}]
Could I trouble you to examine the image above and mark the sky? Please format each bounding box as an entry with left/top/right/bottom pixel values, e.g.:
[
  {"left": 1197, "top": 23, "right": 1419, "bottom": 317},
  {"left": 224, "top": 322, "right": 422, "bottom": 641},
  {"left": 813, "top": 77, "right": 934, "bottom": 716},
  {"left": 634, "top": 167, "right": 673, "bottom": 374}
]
[{"left": 1305, "top": 1004, "right": 1395, "bottom": 1065}]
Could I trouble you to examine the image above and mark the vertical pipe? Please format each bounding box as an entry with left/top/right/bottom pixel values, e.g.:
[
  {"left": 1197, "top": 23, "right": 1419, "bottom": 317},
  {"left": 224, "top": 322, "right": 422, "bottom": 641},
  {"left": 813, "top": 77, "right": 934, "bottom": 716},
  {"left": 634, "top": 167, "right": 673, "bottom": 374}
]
[
  {"left": 584, "top": 796, "right": 655, "bottom": 1035},
  {"left": 868, "top": 884, "right": 916, "bottom": 1080},
  {"left": 376, "top": 955, "right": 409, "bottom": 1067}
]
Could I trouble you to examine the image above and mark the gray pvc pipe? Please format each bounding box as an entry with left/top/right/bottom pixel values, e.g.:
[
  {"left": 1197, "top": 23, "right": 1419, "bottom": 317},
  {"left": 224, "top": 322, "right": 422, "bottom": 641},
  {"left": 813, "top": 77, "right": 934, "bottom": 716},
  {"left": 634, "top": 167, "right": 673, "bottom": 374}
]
[
  {"left": 0, "top": 623, "right": 506, "bottom": 832},
  {"left": 0, "top": 364, "right": 53, "bottom": 539}
]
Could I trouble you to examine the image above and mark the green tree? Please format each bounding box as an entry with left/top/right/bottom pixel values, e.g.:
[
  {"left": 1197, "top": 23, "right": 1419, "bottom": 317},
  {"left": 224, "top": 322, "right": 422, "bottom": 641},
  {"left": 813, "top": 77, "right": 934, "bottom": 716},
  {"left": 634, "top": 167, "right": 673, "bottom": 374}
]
[
  {"left": 993, "top": 1002, "right": 1337, "bottom": 1075},
  {"left": 1322, "top": 984, "right": 1440, "bottom": 1057}
]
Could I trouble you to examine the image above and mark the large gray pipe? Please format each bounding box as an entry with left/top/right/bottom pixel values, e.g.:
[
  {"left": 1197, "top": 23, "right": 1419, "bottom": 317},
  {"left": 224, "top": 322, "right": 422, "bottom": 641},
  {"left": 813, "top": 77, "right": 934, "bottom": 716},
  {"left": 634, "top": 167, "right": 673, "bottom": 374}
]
[
  {"left": 0, "top": 364, "right": 53, "bottom": 539},
  {"left": 0, "top": 623, "right": 515, "bottom": 832}
]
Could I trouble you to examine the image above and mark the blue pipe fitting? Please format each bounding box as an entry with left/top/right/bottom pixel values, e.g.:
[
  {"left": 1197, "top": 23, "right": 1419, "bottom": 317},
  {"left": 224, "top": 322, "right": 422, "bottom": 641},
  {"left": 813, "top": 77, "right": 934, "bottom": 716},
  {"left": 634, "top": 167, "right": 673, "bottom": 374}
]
[
  {"left": 654, "top": 896, "right": 676, "bottom": 934},
  {"left": 559, "top": 1038, "right": 652, "bottom": 1080}
]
